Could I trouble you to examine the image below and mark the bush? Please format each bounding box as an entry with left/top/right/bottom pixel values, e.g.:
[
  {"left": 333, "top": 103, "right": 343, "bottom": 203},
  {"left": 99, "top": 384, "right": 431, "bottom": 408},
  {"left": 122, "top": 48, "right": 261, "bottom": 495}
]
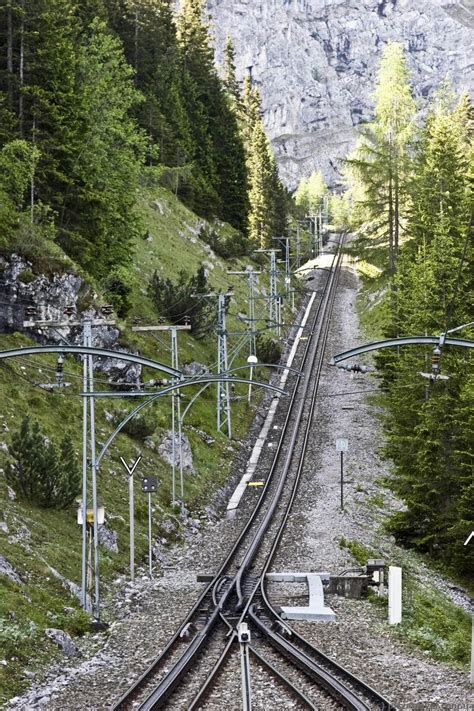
[
  {"left": 6, "top": 417, "right": 81, "bottom": 509},
  {"left": 102, "top": 265, "right": 135, "bottom": 317},
  {"left": 256, "top": 334, "right": 282, "bottom": 364},
  {"left": 198, "top": 225, "right": 248, "bottom": 259},
  {"left": 17, "top": 269, "right": 35, "bottom": 284},
  {"left": 148, "top": 265, "right": 214, "bottom": 337},
  {"left": 119, "top": 412, "right": 156, "bottom": 440}
]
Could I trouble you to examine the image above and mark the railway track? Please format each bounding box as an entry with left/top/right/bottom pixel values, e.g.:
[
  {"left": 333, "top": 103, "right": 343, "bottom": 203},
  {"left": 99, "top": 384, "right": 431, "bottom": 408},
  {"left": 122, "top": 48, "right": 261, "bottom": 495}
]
[{"left": 111, "top": 236, "right": 394, "bottom": 710}]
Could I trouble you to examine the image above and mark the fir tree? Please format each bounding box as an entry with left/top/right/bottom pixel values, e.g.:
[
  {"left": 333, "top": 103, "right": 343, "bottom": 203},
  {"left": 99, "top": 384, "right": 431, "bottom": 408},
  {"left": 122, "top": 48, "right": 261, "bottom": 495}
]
[{"left": 58, "top": 18, "right": 146, "bottom": 276}]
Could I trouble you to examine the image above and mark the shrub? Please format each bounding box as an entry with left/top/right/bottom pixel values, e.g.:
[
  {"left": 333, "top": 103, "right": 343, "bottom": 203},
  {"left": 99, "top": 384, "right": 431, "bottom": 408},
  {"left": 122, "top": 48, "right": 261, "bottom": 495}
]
[
  {"left": 6, "top": 417, "right": 80, "bottom": 509},
  {"left": 119, "top": 412, "right": 156, "bottom": 440},
  {"left": 148, "top": 265, "right": 214, "bottom": 337},
  {"left": 256, "top": 334, "right": 282, "bottom": 364},
  {"left": 102, "top": 265, "right": 135, "bottom": 317},
  {"left": 17, "top": 269, "right": 35, "bottom": 284},
  {"left": 198, "top": 225, "right": 248, "bottom": 259}
]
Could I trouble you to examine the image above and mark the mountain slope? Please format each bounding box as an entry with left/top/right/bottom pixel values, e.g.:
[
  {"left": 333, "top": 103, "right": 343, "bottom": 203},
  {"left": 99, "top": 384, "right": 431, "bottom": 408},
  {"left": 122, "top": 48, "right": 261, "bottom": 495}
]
[{"left": 208, "top": 0, "right": 473, "bottom": 187}]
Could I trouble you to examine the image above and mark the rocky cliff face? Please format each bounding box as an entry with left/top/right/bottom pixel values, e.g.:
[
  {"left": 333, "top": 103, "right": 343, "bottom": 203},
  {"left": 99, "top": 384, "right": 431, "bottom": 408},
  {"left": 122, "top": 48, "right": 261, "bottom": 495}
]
[{"left": 207, "top": 0, "right": 474, "bottom": 187}]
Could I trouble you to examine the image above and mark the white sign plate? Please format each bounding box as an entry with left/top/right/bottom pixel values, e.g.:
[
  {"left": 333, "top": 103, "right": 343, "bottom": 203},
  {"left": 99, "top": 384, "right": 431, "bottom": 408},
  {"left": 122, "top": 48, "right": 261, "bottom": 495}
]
[{"left": 336, "top": 438, "right": 348, "bottom": 452}]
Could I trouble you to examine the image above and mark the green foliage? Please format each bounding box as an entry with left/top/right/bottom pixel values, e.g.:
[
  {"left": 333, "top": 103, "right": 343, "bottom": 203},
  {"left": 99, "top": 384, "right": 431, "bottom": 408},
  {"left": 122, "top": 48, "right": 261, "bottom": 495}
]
[
  {"left": 347, "top": 43, "right": 416, "bottom": 273},
  {"left": 338, "top": 537, "right": 374, "bottom": 565},
  {"left": 364, "top": 90, "right": 473, "bottom": 576},
  {"left": 0, "top": 140, "right": 40, "bottom": 247},
  {"left": 198, "top": 225, "right": 248, "bottom": 259},
  {"left": 0, "top": 0, "right": 287, "bottom": 280},
  {"left": 256, "top": 335, "right": 282, "bottom": 365},
  {"left": 294, "top": 170, "right": 327, "bottom": 215},
  {"left": 397, "top": 582, "right": 471, "bottom": 665},
  {"left": 0, "top": 619, "right": 39, "bottom": 660},
  {"left": 58, "top": 18, "right": 146, "bottom": 276},
  {"left": 118, "top": 413, "right": 156, "bottom": 441},
  {"left": 102, "top": 265, "right": 136, "bottom": 317},
  {"left": 6, "top": 417, "right": 81, "bottom": 509},
  {"left": 148, "top": 265, "right": 213, "bottom": 336}
]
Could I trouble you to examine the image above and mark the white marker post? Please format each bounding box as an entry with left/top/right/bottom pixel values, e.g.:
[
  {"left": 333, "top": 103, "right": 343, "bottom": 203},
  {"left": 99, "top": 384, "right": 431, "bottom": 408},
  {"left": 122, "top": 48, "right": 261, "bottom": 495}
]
[
  {"left": 336, "top": 439, "right": 348, "bottom": 510},
  {"left": 465, "top": 532, "right": 474, "bottom": 684},
  {"left": 388, "top": 566, "right": 402, "bottom": 625},
  {"left": 120, "top": 456, "right": 142, "bottom": 582}
]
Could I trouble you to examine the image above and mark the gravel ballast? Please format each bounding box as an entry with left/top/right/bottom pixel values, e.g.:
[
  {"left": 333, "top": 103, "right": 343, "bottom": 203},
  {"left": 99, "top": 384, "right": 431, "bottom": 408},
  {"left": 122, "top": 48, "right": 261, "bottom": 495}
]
[{"left": 6, "top": 252, "right": 473, "bottom": 710}]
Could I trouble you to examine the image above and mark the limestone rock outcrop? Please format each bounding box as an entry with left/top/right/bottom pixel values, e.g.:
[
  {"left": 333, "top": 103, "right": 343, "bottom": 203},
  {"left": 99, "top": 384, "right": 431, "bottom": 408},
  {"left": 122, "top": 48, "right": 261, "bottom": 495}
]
[{"left": 207, "top": 0, "right": 473, "bottom": 187}]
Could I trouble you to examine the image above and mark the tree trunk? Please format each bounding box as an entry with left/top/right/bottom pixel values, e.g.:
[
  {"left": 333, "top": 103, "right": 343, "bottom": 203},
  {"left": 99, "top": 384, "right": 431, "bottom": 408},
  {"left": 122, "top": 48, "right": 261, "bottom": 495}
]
[
  {"left": 18, "top": 0, "right": 24, "bottom": 136},
  {"left": 7, "top": 0, "right": 13, "bottom": 109},
  {"left": 388, "top": 168, "right": 395, "bottom": 274},
  {"left": 394, "top": 157, "right": 400, "bottom": 268}
]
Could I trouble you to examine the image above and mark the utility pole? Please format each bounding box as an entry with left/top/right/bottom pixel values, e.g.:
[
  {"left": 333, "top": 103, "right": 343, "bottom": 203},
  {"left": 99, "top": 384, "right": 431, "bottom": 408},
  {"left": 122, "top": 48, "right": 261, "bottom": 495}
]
[
  {"left": 308, "top": 214, "right": 318, "bottom": 258},
  {"left": 272, "top": 237, "right": 291, "bottom": 297},
  {"left": 295, "top": 224, "right": 301, "bottom": 271},
  {"left": 227, "top": 269, "right": 261, "bottom": 359},
  {"left": 256, "top": 248, "right": 280, "bottom": 333},
  {"left": 318, "top": 204, "right": 324, "bottom": 254},
  {"left": 217, "top": 292, "right": 232, "bottom": 438},
  {"left": 131, "top": 323, "right": 191, "bottom": 506},
  {"left": 24, "top": 305, "right": 115, "bottom": 620}
]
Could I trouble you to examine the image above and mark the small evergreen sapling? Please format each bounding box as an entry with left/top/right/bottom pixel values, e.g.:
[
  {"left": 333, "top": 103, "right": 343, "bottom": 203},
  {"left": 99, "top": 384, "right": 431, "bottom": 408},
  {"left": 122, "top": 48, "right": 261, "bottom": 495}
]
[{"left": 6, "top": 417, "right": 80, "bottom": 508}]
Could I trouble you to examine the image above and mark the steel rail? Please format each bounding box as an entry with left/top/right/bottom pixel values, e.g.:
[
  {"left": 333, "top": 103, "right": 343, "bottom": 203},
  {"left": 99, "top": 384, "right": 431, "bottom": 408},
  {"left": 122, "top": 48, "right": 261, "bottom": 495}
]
[
  {"left": 224, "top": 243, "right": 375, "bottom": 710},
  {"left": 249, "top": 645, "right": 316, "bottom": 710},
  {"left": 133, "top": 244, "right": 343, "bottom": 709},
  {"left": 233, "top": 244, "right": 342, "bottom": 610},
  {"left": 111, "top": 264, "right": 328, "bottom": 710},
  {"left": 111, "top": 238, "right": 387, "bottom": 710},
  {"left": 250, "top": 242, "right": 395, "bottom": 709},
  {"left": 248, "top": 606, "right": 369, "bottom": 711},
  {"left": 228, "top": 238, "right": 392, "bottom": 709}
]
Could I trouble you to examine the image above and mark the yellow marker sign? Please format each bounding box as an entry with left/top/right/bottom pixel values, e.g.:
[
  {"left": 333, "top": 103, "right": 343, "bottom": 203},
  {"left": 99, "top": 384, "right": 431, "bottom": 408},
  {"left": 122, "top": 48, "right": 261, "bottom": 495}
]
[{"left": 248, "top": 481, "right": 264, "bottom": 487}]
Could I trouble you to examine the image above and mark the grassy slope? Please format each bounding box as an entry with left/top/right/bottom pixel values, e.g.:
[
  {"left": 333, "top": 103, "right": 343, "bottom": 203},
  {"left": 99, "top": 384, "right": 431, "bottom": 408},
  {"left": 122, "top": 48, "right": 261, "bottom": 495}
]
[{"left": 0, "top": 186, "right": 272, "bottom": 702}]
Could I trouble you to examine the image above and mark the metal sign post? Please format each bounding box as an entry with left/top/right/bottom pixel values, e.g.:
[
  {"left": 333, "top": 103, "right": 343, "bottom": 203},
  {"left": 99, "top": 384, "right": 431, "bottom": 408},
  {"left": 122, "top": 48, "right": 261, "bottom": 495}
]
[
  {"left": 142, "top": 476, "right": 158, "bottom": 578},
  {"left": 120, "top": 456, "right": 142, "bottom": 582},
  {"left": 336, "top": 439, "right": 348, "bottom": 511}
]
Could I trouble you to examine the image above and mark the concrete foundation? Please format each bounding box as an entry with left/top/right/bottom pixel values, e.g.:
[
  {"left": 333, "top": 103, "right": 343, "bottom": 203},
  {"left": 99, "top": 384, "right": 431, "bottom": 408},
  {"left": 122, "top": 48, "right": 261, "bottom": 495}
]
[{"left": 267, "top": 572, "right": 336, "bottom": 622}]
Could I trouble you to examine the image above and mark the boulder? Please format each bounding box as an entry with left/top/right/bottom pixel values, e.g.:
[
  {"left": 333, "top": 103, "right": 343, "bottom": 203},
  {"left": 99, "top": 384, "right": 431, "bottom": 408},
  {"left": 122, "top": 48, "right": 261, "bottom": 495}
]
[
  {"left": 158, "top": 431, "right": 194, "bottom": 472},
  {"left": 98, "top": 525, "right": 119, "bottom": 554},
  {"left": 0, "top": 555, "right": 21, "bottom": 584},
  {"left": 44, "top": 629, "right": 78, "bottom": 656},
  {"left": 181, "top": 361, "right": 210, "bottom": 377}
]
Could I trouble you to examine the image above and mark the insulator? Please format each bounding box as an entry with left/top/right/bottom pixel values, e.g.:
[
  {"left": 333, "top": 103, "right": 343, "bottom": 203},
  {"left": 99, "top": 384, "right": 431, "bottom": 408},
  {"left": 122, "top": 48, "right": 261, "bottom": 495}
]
[
  {"left": 25, "top": 305, "right": 36, "bottom": 317},
  {"left": 432, "top": 347, "right": 441, "bottom": 371},
  {"left": 63, "top": 305, "right": 75, "bottom": 316},
  {"left": 101, "top": 304, "right": 113, "bottom": 316}
]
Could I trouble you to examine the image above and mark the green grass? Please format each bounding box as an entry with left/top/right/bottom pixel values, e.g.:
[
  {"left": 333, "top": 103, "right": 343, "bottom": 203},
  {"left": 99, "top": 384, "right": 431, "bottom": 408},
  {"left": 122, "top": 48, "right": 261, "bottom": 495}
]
[
  {"left": 0, "top": 183, "right": 296, "bottom": 702},
  {"left": 397, "top": 580, "right": 471, "bottom": 666},
  {"left": 338, "top": 537, "right": 374, "bottom": 565},
  {"left": 339, "top": 537, "right": 471, "bottom": 667}
]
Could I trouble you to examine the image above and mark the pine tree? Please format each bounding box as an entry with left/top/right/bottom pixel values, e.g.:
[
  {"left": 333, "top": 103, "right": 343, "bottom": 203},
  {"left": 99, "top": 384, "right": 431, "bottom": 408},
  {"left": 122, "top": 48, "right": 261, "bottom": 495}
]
[
  {"left": 6, "top": 418, "right": 80, "bottom": 508},
  {"left": 243, "top": 83, "right": 286, "bottom": 246}
]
